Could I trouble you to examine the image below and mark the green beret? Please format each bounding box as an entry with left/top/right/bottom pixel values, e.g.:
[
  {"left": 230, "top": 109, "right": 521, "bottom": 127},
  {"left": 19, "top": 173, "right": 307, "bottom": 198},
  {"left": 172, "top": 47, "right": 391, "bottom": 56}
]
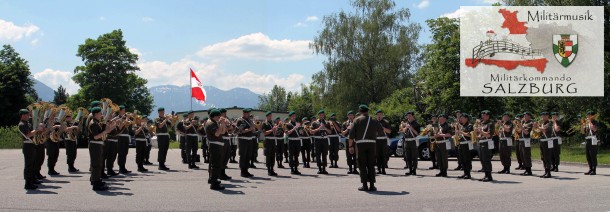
[
  {"left": 91, "top": 107, "right": 102, "bottom": 114},
  {"left": 193, "top": 116, "right": 200, "bottom": 120},
  {"left": 202, "top": 117, "right": 209, "bottom": 121},
  {"left": 551, "top": 112, "right": 559, "bottom": 116},
  {"left": 523, "top": 112, "right": 532, "bottom": 116},
  {"left": 438, "top": 114, "right": 448, "bottom": 118},
  {"left": 347, "top": 111, "right": 354, "bottom": 116},
  {"left": 90, "top": 100, "right": 101, "bottom": 108},
  {"left": 302, "top": 117, "right": 309, "bottom": 122},
  {"left": 376, "top": 109, "right": 383, "bottom": 114},
  {"left": 317, "top": 110, "right": 325, "bottom": 114},
  {"left": 288, "top": 111, "right": 295, "bottom": 116},
  {"left": 453, "top": 110, "right": 461, "bottom": 114},
  {"left": 265, "top": 111, "right": 272, "bottom": 116},
  {"left": 502, "top": 112, "right": 510, "bottom": 116},
  {"left": 19, "top": 109, "right": 29, "bottom": 115},
  {"left": 461, "top": 113, "right": 470, "bottom": 118},
  {"left": 210, "top": 109, "right": 221, "bottom": 117},
  {"left": 311, "top": 116, "right": 316, "bottom": 120},
  {"left": 540, "top": 111, "right": 549, "bottom": 115},
  {"left": 274, "top": 117, "right": 280, "bottom": 121},
  {"left": 359, "top": 104, "right": 369, "bottom": 112},
  {"left": 481, "top": 110, "right": 491, "bottom": 115},
  {"left": 182, "top": 113, "right": 188, "bottom": 118},
  {"left": 405, "top": 111, "right": 415, "bottom": 116},
  {"left": 120, "top": 105, "right": 126, "bottom": 110},
  {"left": 188, "top": 111, "right": 194, "bottom": 115},
  {"left": 157, "top": 107, "right": 164, "bottom": 111},
  {"left": 516, "top": 113, "right": 523, "bottom": 118},
  {"left": 284, "top": 117, "right": 290, "bottom": 121},
  {"left": 243, "top": 108, "right": 252, "bottom": 113},
  {"left": 587, "top": 110, "right": 596, "bottom": 115},
  {"left": 207, "top": 108, "right": 215, "bottom": 115},
  {"left": 329, "top": 113, "right": 336, "bottom": 117},
  {"left": 220, "top": 108, "right": 227, "bottom": 113}
]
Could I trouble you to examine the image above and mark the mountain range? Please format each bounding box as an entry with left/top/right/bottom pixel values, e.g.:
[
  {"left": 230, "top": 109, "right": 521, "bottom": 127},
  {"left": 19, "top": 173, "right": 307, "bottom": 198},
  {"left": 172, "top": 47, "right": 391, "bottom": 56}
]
[{"left": 33, "top": 79, "right": 260, "bottom": 117}]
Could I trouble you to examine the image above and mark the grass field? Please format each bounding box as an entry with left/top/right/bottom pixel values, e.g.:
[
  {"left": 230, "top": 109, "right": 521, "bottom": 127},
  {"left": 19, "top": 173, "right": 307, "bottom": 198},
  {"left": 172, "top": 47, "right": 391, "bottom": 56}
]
[{"left": 514, "top": 144, "right": 610, "bottom": 165}]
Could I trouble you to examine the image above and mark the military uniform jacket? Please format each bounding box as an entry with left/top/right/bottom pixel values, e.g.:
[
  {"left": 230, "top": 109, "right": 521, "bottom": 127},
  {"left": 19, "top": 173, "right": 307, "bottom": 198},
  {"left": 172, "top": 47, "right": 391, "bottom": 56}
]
[
  {"left": 437, "top": 122, "right": 453, "bottom": 140},
  {"left": 348, "top": 115, "right": 380, "bottom": 141},
  {"left": 459, "top": 123, "right": 473, "bottom": 142},
  {"left": 500, "top": 121, "right": 514, "bottom": 139},
  {"left": 176, "top": 121, "right": 186, "bottom": 135},
  {"left": 541, "top": 120, "right": 553, "bottom": 138},
  {"left": 586, "top": 120, "right": 600, "bottom": 138},
  {"left": 135, "top": 125, "right": 148, "bottom": 139},
  {"left": 262, "top": 120, "right": 274, "bottom": 137},
  {"left": 310, "top": 119, "right": 329, "bottom": 137},
  {"left": 205, "top": 120, "right": 221, "bottom": 141},
  {"left": 342, "top": 120, "right": 354, "bottom": 136},
  {"left": 377, "top": 119, "right": 391, "bottom": 138},
  {"left": 184, "top": 120, "right": 197, "bottom": 135},
  {"left": 480, "top": 120, "right": 494, "bottom": 140},
  {"left": 274, "top": 122, "right": 284, "bottom": 138},
  {"left": 329, "top": 120, "right": 341, "bottom": 136},
  {"left": 403, "top": 120, "right": 420, "bottom": 139},
  {"left": 62, "top": 121, "right": 76, "bottom": 141},
  {"left": 285, "top": 121, "right": 299, "bottom": 138},
  {"left": 88, "top": 119, "right": 104, "bottom": 142},
  {"left": 521, "top": 120, "right": 533, "bottom": 139},
  {"left": 236, "top": 117, "right": 254, "bottom": 137},
  {"left": 18, "top": 120, "right": 33, "bottom": 143},
  {"left": 154, "top": 117, "right": 169, "bottom": 134}
]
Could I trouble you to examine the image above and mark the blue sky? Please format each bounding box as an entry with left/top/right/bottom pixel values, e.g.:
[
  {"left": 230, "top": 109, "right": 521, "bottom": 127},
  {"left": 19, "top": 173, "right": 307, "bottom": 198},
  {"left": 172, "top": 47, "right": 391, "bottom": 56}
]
[{"left": 0, "top": 0, "right": 494, "bottom": 94}]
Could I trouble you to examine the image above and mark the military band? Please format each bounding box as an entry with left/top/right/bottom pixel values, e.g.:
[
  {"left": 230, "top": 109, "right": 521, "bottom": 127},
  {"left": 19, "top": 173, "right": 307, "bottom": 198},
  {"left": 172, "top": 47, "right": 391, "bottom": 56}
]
[{"left": 15, "top": 100, "right": 606, "bottom": 192}]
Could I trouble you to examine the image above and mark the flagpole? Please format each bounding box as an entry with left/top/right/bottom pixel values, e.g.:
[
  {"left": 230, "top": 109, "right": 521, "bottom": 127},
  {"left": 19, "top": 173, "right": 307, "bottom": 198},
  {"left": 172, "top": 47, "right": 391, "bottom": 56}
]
[{"left": 190, "top": 68, "right": 193, "bottom": 111}]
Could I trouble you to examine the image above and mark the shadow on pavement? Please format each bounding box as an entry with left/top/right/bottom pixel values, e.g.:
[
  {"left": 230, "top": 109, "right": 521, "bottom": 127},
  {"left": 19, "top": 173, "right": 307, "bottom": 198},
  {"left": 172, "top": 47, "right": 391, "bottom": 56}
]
[
  {"left": 367, "top": 190, "right": 409, "bottom": 196},
  {"left": 26, "top": 189, "right": 58, "bottom": 195},
  {"left": 553, "top": 176, "right": 579, "bottom": 180},
  {"left": 491, "top": 180, "right": 522, "bottom": 184},
  {"left": 218, "top": 189, "right": 245, "bottom": 195},
  {"left": 95, "top": 190, "right": 134, "bottom": 196},
  {"left": 45, "top": 180, "right": 70, "bottom": 184},
  {"left": 38, "top": 185, "right": 61, "bottom": 189},
  {"left": 273, "top": 175, "right": 292, "bottom": 179},
  {"left": 249, "top": 176, "right": 273, "bottom": 181},
  {"left": 51, "top": 174, "right": 82, "bottom": 178}
]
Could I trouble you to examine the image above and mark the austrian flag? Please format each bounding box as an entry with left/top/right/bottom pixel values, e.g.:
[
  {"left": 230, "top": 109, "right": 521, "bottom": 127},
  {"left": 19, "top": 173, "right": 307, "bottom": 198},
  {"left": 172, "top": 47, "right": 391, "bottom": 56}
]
[{"left": 190, "top": 69, "right": 207, "bottom": 103}]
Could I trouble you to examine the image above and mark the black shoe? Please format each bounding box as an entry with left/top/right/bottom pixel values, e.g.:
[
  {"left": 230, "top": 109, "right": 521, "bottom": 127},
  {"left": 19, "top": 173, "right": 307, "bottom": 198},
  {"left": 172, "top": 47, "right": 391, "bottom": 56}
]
[
  {"left": 457, "top": 175, "right": 465, "bottom": 179},
  {"left": 405, "top": 172, "right": 412, "bottom": 176},
  {"left": 278, "top": 164, "right": 285, "bottom": 169},
  {"left": 230, "top": 160, "right": 238, "bottom": 163},
  {"left": 107, "top": 171, "right": 119, "bottom": 176},
  {"left": 119, "top": 169, "right": 132, "bottom": 174},
  {"left": 352, "top": 170, "right": 359, "bottom": 175},
  {"left": 159, "top": 166, "right": 170, "bottom": 171},
  {"left": 68, "top": 167, "right": 80, "bottom": 173},
  {"left": 268, "top": 171, "right": 278, "bottom": 176},
  {"left": 476, "top": 169, "right": 484, "bottom": 173},
  {"left": 463, "top": 174, "right": 471, "bottom": 179},
  {"left": 192, "top": 164, "right": 200, "bottom": 169},
  {"left": 482, "top": 177, "right": 493, "bottom": 182},
  {"left": 441, "top": 172, "right": 448, "bottom": 177},
  {"left": 358, "top": 184, "right": 369, "bottom": 191},
  {"left": 210, "top": 184, "right": 225, "bottom": 190},
  {"left": 435, "top": 173, "right": 443, "bottom": 177},
  {"left": 553, "top": 167, "right": 559, "bottom": 172},
  {"left": 453, "top": 167, "right": 462, "bottom": 171},
  {"left": 249, "top": 164, "right": 257, "bottom": 168},
  {"left": 144, "top": 161, "right": 153, "bottom": 165},
  {"left": 92, "top": 184, "right": 109, "bottom": 191},
  {"left": 220, "top": 174, "right": 232, "bottom": 180},
  {"left": 36, "top": 173, "right": 46, "bottom": 179},
  {"left": 48, "top": 170, "right": 60, "bottom": 176},
  {"left": 138, "top": 168, "right": 149, "bottom": 172},
  {"left": 32, "top": 180, "right": 43, "bottom": 184},
  {"left": 294, "top": 169, "right": 301, "bottom": 175},
  {"left": 515, "top": 165, "right": 523, "bottom": 170},
  {"left": 241, "top": 172, "right": 250, "bottom": 177},
  {"left": 429, "top": 166, "right": 438, "bottom": 170},
  {"left": 497, "top": 170, "right": 506, "bottom": 174},
  {"left": 204, "top": 160, "right": 210, "bottom": 163},
  {"left": 368, "top": 185, "right": 377, "bottom": 192},
  {"left": 521, "top": 171, "right": 532, "bottom": 176},
  {"left": 24, "top": 184, "right": 38, "bottom": 190},
  {"left": 381, "top": 170, "right": 386, "bottom": 175},
  {"left": 376, "top": 170, "right": 382, "bottom": 174},
  {"left": 182, "top": 160, "right": 188, "bottom": 164},
  {"left": 101, "top": 173, "right": 109, "bottom": 179}
]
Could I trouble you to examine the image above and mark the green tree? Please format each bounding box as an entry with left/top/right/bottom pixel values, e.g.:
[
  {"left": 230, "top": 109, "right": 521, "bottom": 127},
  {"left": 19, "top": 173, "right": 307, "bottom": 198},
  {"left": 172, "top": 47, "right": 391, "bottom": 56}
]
[
  {"left": 68, "top": 29, "right": 153, "bottom": 115},
  {"left": 0, "top": 45, "right": 36, "bottom": 127},
  {"left": 53, "top": 85, "right": 69, "bottom": 105},
  {"left": 310, "top": 0, "right": 421, "bottom": 113},
  {"left": 257, "top": 85, "right": 289, "bottom": 112},
  {"left": 287, "top": 84, "right": 317, "bottom": 121}
]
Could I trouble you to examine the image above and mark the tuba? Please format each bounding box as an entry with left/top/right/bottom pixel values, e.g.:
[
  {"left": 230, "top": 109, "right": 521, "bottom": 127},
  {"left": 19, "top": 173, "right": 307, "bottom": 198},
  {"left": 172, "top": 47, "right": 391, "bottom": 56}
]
[
  {"left": 50, "top": 105, "right": 71, "bottom": 143},
  {"left": 471, "top": 119, "right": 481, "bottom": 144}
]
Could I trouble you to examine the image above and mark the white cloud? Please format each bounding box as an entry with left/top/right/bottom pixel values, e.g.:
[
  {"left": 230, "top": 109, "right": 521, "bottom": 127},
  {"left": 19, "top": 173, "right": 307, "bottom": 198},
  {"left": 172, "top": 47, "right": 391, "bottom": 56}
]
[
  {"left": 294, "top": 22, "right": 307, "bottom": 27},
  {"left": 478, "top": 0, "right": 500, "bottom": 4},
  {"left": 129, "top": 47, "right": 142, "bottom": 59},
  {"left": 0, "top": 19, "right": 39, "bottom": 42},
  {"left": 306, "top": 16, "right": 318, "bottom": 22},
  {"left": 141, "top": 17, "right": 154, "bottom": 22},
  {"left": 416, "top": 0, "right": 430, "bottom": 9},
  {"left": 30, "top": 38, "right": 39, "bottom": 46},
  {"left": 196, "top": 32, "right": 312, "bottom": 61},
  {"left": 33, "top": 69, "right": 80, "bottom": 94},
  {"left": 441, "top": 8, "right": 467, "bottom": 19},
  {"left": 214, "top": 71, "right": 305, "bottom": 94},
  {"left": 99, "top": 16, "right": 106, "bottom": 21}
]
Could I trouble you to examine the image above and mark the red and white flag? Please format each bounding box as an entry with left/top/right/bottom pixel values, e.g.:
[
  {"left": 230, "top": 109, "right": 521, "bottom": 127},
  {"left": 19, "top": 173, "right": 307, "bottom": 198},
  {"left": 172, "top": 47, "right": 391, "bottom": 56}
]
[{"left": 190, "top": 68, "right": 207, "bottom": 104}]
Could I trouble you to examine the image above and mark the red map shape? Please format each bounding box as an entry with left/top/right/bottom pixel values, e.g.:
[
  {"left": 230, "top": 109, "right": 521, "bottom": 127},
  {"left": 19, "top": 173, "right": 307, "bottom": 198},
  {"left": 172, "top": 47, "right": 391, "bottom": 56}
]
[
  {"left": 499, "top": 9, "right": 527, "bottom": 34},
  {"left": 465, "top": 58, "right": 548, "bottom": 73}
]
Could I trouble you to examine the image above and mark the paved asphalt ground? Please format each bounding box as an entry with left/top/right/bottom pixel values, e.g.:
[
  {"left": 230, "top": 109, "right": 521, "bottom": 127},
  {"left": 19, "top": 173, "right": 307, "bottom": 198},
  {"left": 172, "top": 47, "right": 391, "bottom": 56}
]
[{"left": 0, "top": 148, "right": 609, "bottom": 212}]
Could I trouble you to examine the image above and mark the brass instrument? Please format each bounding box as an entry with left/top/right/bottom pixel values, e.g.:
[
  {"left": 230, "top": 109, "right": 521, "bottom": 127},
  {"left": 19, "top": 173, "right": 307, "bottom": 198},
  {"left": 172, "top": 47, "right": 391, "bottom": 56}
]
[
  {"left": 50, "top": 105, "right": 71, "bottom": 143},
  {"left": 513, "top": 119, "right": 522, "bottom": 140},
  {"left": 452, "top": 122, "right": 461, "bottom": 147},
  {"left": 493, "top": 120, "right": 502, "bottom": 136},
  {"left": 471, "top": 119, "right": 481, "bottom": 144},
  {"left": 531, "top": 119, "right": 542, "bottom": 139}
]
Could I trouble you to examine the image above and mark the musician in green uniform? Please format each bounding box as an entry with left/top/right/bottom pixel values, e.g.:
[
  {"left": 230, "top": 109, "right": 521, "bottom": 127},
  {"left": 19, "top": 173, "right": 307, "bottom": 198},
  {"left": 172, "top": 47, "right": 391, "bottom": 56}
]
[
  {"left": 550, "top": 112, "right": 561, "bottom": 172},
  {"left": 375, "top": 110, "right": 391, "bottom": 175},
  {"left": 434, "top": 114, "right": 452, "bottom": 177},
  {"left": 19, "top": 109, "right": 41, "bottom": 190},
  {"left": 428, "top": 114, "right": 439, "bottom": 170},
  {"left": 400, "top": 111, "right": 420, "bottom": 176},
  {"left": 328, "top": 113, "right": 342, "bottom": 169},
  {"left": 205, "top": 109, "right": 227, "bottom": 190},
  {"left": 236, "top": 108, "right": 256, "bottom": 177},
  {"left": 63, "top": 114, "right": 80, "bottom": 173},
  {"left": 477, "top": 110, "right": 494, "bottom": 182},
  {"left": 103, "top": 109, "right": 119, "bottom": 177},
  {"left": 89, "top": 107, "right": 115, "bottom": 191},
  {"left": 285, "top": 111, "right": 302, "bottom": 175},
  {"left": 184, "top": 112, "right": 199, "bottom": 169},
  {"left": 116, "top": 106, "right": 132, "bottom": 174},
  {"left": 538, "top": 112, "right": 554, "bottom": 178},
  {"left": 456, "top": 114, "right": 473, "bottom": 179},
  {"left": 134, "top": 116, "right": 151, "bottom": 172},
  {"left": 342, "top": 111, "right": 358, "bottom": 174},
  {"left": 219, "top": 109, "right": 233, "bottom": 180},
  {"left": 519, "top": 112, "right": 533, "bottom": 176},
  {"left": 261, "top": 111, "right": 278, "bottom": 176},
  {"left": 310, "top": 110, "right": 331, "bottom": 174},
  {"left": 155, "top": 107, "right": 171, "bottom": 170},
  {"left": 514, "top": 114, "right": 524, "bottom": 171},
  {"left": 582, "top": 111, "right": 600, "bottom": 175},
  {"left": 300, "top": 117, "right": 312, "bottom": 168},
  {"left": 497, "top": 112, "right": 513, "bottom": 174},
  {"left": 453, "top": 110, "right": 463, "bottom": 171},
  {"left": 348, "top": 105, "right": 380, "bottom": 191},
  {"left": 274, "top": 117, "right": 286, "bottom": 169},
  {"left": 176, "top": 113, "right": 188, "bottom": 164}
]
